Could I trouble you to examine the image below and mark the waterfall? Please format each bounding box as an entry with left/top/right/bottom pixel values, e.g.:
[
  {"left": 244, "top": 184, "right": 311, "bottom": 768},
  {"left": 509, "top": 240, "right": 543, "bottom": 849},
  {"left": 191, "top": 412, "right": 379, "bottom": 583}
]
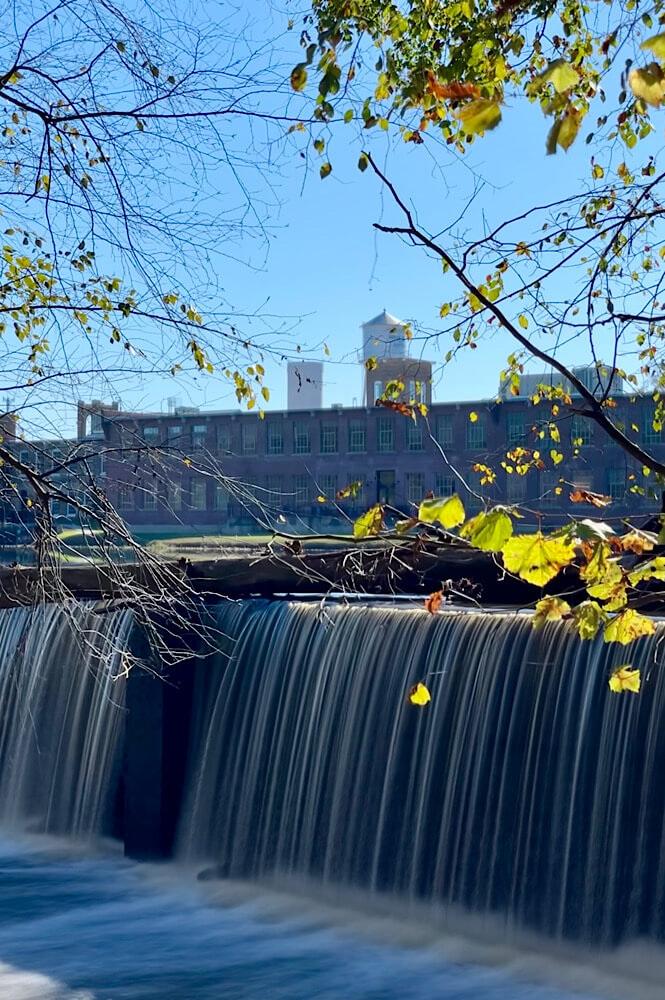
[
  {"left": 179, "top": 601, "right": 665, "bottom": 947},
  {"left": 0, "top": 604, "right": 131, "bottom": 839}
]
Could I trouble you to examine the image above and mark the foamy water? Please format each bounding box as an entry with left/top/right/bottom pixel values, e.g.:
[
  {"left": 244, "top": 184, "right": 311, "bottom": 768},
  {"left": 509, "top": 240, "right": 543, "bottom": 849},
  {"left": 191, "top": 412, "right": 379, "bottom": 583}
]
[{"left": 0, "top": 838, "right": 619, "bottom": 1000}]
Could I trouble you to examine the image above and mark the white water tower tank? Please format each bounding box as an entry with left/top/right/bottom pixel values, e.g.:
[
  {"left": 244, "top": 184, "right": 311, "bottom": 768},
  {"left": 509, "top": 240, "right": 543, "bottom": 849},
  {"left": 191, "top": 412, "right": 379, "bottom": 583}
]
[
  {"left": 361, "top": 310, "right": 408, "bottom": 362},
  {"left": 287, "top": 361, "right": 323, "bottom": 411}
]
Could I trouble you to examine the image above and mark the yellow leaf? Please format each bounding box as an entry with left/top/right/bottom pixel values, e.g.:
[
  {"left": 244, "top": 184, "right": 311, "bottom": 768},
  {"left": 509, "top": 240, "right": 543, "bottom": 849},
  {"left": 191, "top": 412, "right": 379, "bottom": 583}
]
[
  {"left": 570, "top": 601, "right": 607, "bottom": 640},
  {"left": 546, "top": 109, "right": 582, "bottom": 154},
  {"left": 469, "top": 411, "right": 478, "bottom": 422},
  {"left": 353, "top": 503, "right": 384, "bottom": 538},
  {"left": 183, "top": 457, "right": 191, "bottom": 467},
  {"left": 532, "top": 58, "right": 580, "bottom": 94},
  {"left": 608, "top": 666, "right": 641, "bottom": 694},
  {"left": 642, "top": 34, "right": 665, "bottom": 60},
  {"left": 592, "top": 163, "right": 604, "bottom": 179},
  {"left": 629, "top": 555, "right": 665, "bottom": 585},
  {"left": 407, "top": 682, "right": 431, "bottom": 706},
  {"left": 629, "top": 64, "right": 665, "bottom": 107},
  {"left": 460, "top": 507, "right": 513, "bottom": 551},
  {"left": 533, "top": 596, "right": 571, "bottom": 629},
  {"left": 501, "top": 532, "right": 576, "bottom": 586},
  {"left": 604, "top": 608, "right": 655, "bottom": 645},
  {"left": 518, "top": 314, "right": 528, "bottom": 329},
  {"left": 418, "top": 494, "right": 465, "bottom": 529},
  {"left": 290, "top": 64, "right": 307, "bottom": 92},
  {"left": 317, "top": 495, "right": 327, "bottom": 503},
  {"left": 453, "top": 99, "right": 501, "bottom": 135}
]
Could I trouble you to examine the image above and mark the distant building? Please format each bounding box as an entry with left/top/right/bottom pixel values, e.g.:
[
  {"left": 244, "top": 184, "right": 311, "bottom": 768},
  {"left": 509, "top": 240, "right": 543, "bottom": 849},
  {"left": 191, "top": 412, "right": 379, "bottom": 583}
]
[
  {"left": 498, "top": 364, "right": 626, "bottom": 401},
  {"left": 361, "top": 310, "right": 433, "bottom": 406},
  {"left": 287, "top": 361, "right": 323, "bottom": 411}
]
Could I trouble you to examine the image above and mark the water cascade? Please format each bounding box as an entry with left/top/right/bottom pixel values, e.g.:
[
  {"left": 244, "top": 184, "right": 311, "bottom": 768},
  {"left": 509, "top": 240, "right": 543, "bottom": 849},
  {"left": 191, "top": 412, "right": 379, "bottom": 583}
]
[
  {"left": 0, "top": 604, "right": 131, "bottom": 838},
  {"left": 179, "top": 601, "right": 665, "bottom": 948}
]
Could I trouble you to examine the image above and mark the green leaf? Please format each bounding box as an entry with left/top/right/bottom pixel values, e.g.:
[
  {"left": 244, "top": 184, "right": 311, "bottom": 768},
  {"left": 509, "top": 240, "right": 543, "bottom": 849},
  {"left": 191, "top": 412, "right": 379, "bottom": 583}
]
[
  {"left": 501, "top": 532, "right": 576, "bottom": 586},
  {"left": 604, "top": 608, "right": 655, "bottom": 644},
  {"left": 290, "top": 64, "right": 308, "bottom": 92},
  {"left": 546, "top": 109, "right": 582, "bottom": 154},
  {"left": 641, "top": 34, "right": 665, "bottom": 61},
  {"left": 320, "top": 162, "right": 332, "bottom": 179},
  {"left": 570, "top": 601, "right": 607, "bottom": 640},
  {"left": 353, "top": 504, "right": 384, "bottom": 539},
  {"left": 537, "top": 59, "right": 580, "bottom": 93},
  {"left": 418, "top": 494, "right": 465, "bottom": 529},
  {"left": 460, "top": 506, "right": 513, "bottom": 551},
  {"left": 358, "top": 152, "right": 369, "bottom": 172},
  {"left": 628, "top": 64, "right": 665, "bottom": 107},
  {"left": 453, "top": 100, "right": 501, "bottom": 135},
  {"left": 533, "top": 596, "right": 571, "bottom": 629},
  {"left": 628, "top": 555, "right": 665, "bottom": 585}
]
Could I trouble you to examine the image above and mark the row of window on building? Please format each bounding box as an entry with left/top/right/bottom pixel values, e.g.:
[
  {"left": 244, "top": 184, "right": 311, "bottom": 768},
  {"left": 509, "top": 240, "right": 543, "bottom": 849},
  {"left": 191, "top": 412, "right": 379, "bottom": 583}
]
[
  {"left": 115, "top": 465, "right": 645, "bottom": 514},
  {"left": 136, "top": 408, "right": 664, "bottom": 459}
]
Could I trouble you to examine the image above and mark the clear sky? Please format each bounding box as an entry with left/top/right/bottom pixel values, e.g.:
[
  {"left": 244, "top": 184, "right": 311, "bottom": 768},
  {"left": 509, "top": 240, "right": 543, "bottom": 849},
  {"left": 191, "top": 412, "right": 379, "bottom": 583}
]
[{"left": 12, "top": 0, "right": 651, "bottom": 438}]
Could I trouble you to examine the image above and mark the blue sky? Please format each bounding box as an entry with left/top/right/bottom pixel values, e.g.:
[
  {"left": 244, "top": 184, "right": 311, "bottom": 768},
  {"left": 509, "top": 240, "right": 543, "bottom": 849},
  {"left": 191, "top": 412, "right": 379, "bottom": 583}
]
[{"left": 13, "top": 0, "right": 654, "bottom": 437}]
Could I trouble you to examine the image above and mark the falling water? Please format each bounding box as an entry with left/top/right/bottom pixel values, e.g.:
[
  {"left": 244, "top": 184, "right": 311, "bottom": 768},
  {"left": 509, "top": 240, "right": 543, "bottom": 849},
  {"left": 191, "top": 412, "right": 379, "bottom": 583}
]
[
  {"left": 180, "top": 601, "right": 665, "bottom": 948},
  {"left": 0, "top": 603, "right": 131, "bottom": 838}
]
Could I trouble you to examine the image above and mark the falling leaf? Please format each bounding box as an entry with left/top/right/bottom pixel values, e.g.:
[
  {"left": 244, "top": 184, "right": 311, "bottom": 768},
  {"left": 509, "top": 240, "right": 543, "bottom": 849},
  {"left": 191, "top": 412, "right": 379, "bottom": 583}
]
[
  {"left": 569, "top": 488, "right": 612, "bottom": 508},
  {"left": 604, "top": 608, "right": 655, "bottom": 645},
  {"left": 608, "top": 665, "right": 641, "bottom": 694},
  {"left": 628, "top": 63, "right": 665, "bottom": 107},
  {"left": 375, "top": 398, "right": 415, "bottom": 418},
  {"left": 425, "top": 590, "right": 443, "bottom": 614},
  {"left": 426, "top": 73, "right": 480, "bottom": 101},
  {"left": 408, "top": 682, "right": 431, "bottom": 706},
  {"left": 353, "top": 503, "right": 384, "bottom": 539},
  {"left": 460, "top": 507, "right": 513, "bottom": 551},
  {"left": 546, "top": 109, "right": 582, "bottom": 154},
  {"left": 336, "top": 481, "right": 362, "bottom": 500},
  {"left": 418, "top": 494, "right": 465, "bottom": 529},
  {"left": 501, "top": 532, "right": 576, "bottom": 586},
  {"left": 290, "top": 64, "right": 307, "bottom": 92},
  {"left": 453, "top": 99, "right": 502, "bottom": 134},
  {"left": 533, "top": 596, "right": 571, "bottom": 629}
]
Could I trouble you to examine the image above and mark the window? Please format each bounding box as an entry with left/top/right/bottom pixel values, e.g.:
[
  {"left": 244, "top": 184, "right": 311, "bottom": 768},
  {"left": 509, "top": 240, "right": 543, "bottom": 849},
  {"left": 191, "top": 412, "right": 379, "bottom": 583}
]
[
  {"left": 192, "top": 424, "right": 207, "bottom": 451},
  {"left": 406, "top": 472, "right": 425, "bottom": 504},
  {"left": 319, "top": 474, "right": 338, "bottom": 500},
  {"left": 320, "top": 422, "right": 338, "bottom": 454},
  {"left": 435, "top": 415, "right": 454, "bottom": 448},
  {"left": 293, "top": 474, "right": 310, "bottom": 507},
  {"left": 607, "top": 467, "right": 626, "bottom": 501},
  {"left": 214, "top": 485, "right": 230, "bottom": 511},
  {"left": 265, "top": 474, "right": 283, "bottom": 507},
  {"left": 190, "top": 480, "right": 206, "bottom": 510},
  {"left": 436, "top": 473, "right": 456, "bottom": 496},
  {"left": 373, "top": 380, "right": 382, "bottom": 402},
  {"left": 267, "top": 422, "right": 284, "bottom": 456},
  {"left": 241, "top": 423, "right": 257, "bottom": 455},
  {"left": 19, "top": 449, "right": 29, "bottom": 465},
  {"left": 167, "top": 425, "right": 182, "bottom": 445},
  {"left": 406, "top": 421, "right": 423, "bottom": 452},
  {"left": 507, "top": 412, "right": 525, "bottom": 446},
  {"left": 466, "top": 417, "right": 486, "bottom": 450},
  {"left": 408, "top": 379, "right": 416, "bottom": 401},
  {"left": 505, "top": 474, "right": 527, "bottom": 504},
  {"left": 216, "top": 426, "right": 231, "bottom": 454},
  {"left": 142, "top": 426, "right": 159, "bottom": 442},
  {"left": 377, "top": 417, "right": 394, "bottom": 453},
  {"left": 168, "top": 484, "right": 182, "bottom": 511},
  {"left": 571, "top": 416, "right": 592, "bottom": 447},
  {"left": 540, "top": 471, "right": 561, "bottom": 508},
  {"left": 348, "top": 421, "right": 366, "bottom": 453},
  {"left": 90, "top": 412, "right": 103, "bottom": 435},
  {"left": 293, "top": 422, "right": 310, "bottom": 455},
  {"left": 118, "top": 485, "right": 133, "bottom": 510},
  {"left": 641, "top": 410, "right": 662, "bottom": 446},
  {"left": 143, "top": 490, "right": 158, "bottom": 511}
]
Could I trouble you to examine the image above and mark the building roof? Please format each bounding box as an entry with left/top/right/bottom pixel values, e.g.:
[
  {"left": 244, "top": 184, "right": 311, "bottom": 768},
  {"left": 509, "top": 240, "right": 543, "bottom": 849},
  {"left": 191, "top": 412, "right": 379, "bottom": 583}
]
[{"left": 362, "top": 310, "right": 403, "bottom": 328}]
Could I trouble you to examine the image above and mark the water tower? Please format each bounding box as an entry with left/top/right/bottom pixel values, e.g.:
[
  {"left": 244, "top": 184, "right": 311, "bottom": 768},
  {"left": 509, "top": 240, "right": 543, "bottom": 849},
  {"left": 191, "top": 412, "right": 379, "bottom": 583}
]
[{"left": 361, "top": 310, "right": 432, "bottom": 406}]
